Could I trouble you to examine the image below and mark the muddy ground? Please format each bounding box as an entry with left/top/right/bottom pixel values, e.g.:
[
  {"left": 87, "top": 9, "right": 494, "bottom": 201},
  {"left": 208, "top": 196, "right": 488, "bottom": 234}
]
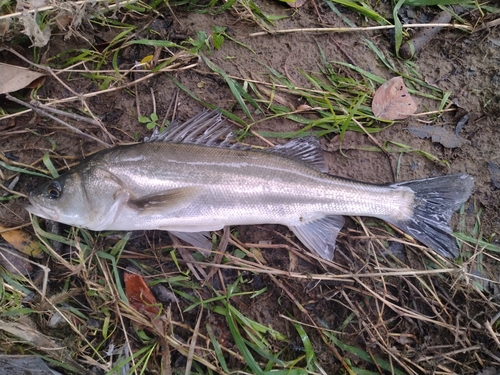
[{"left": 1, "top": 1, "right": 500, "bottom": 374}]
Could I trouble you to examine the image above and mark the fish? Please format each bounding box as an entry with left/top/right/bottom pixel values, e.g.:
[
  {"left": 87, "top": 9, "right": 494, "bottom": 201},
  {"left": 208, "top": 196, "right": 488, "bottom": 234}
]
[{"left": 25, "top": 110, "right": 474, "bottom": 260}]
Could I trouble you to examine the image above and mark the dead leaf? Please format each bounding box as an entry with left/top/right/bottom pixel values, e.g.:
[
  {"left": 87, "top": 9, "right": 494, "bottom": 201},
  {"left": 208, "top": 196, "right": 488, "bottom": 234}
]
[
  {"left": 124, "top": 272, "right": 165, "bottom": 333},
  {"left": 488, "top": 162, "right": 500, "bottom": 189},
  {"left": 0, "top": 355, "right": 63, "bottom": 375},
  {"left": 372, "top": 77, "right": 417, "bottom": 120},
  {"left": 285, "top": 0, "right": 307, "bottom": 8},
  {"left": 296, "top": 104, "right": 313, "bottom": 111},
  {"left": 0, "top": 225, "right": 43, "bottom": 258},
  {"left": 255, "top": 82, "right": 294, "bottom": 108},
  {"left": 16, "top": 0, "right": 49, "bottom": 10},
  {"left": 19, "top": 10, "right": 51, "bottom": 47},
  {"left": 489, "top": 36, "right": 500, "bottom": 47},
  {"left": 151, "top": 284, "right": 178, "bottom": 303},
  {"left": 0, "top": 63, "right": 46, "bottom": 94},
  {"left": 124, "top": 272, "right": 160, "bottom": 317},
  {"left": 0, "top": 19, "right": 10, "bottom": 38},
  {"left": 250, "top": 247, "right": 267, "bottom": 264},
  {"left": 407, "top": 126, "right": 463, "bottom": 148},
  {"left": 0, "top": 244, "right": 33, "bottom": 276},
  {"left": 55, "top": 13, "right": 73, "bottom": 30},
  {"left": 0, "top": 319, "right": 91, "bottom": 374}
]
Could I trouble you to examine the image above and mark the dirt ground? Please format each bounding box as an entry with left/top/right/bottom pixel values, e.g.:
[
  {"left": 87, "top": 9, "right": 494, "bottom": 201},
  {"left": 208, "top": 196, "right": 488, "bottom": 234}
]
[{"left": 1, "top": 1, "right": 500, "bottom": 374}]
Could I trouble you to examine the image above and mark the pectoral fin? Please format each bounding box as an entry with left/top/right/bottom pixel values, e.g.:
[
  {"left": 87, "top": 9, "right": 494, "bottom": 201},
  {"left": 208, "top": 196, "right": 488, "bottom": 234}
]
[
  {"left": 128, "top": 187, "right": 201, "bottom": 214},
  {"left": 288, "top": 215, "right": 345, "bottom": 260}
]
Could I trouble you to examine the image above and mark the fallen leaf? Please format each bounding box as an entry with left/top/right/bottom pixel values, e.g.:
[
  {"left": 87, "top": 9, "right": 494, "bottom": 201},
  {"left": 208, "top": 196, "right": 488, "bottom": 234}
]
[
  {"left": 0, "top": 244, "right": 33, "bottom": 276},
  {"left": 16, "top": 0, "right": 49, "bottom": 9},
  {"left": 285, "top": 0, "right": 306, "bottom": 8},
  {"left": 0, "top": 225, "right": 44, "bottom": 258},
  {"left": 0, "top": 355, "right": 63, "bottom": 375},
  {"left": 18, "top": 10, "right": 51, "bottom": 47},
  {"left": 48, "top": 311, "right": 69, "bottom": 329},
  {"left": 139, "top": 54, "right": 154, "bottom": 69},
  {"left": 296, "top": 104, "right": 313, "bottom": 111},
  {"left": 488, "top": 162, "right": 500, "bottom": 189},
  {"left": 55, "top": 13, "right": 73, "bottom": 30},
  {"left": 455, "top": 113, "right": 470, "bottom": 134},
  {"left": 250, "top": 247, "right": 267, "bottom": 264},
  {"left": 0, "top": 19, "right": 10, "bottom": 38},
  {"left": 0, "top": 63, "right": 46, "bottom": 94},
  {"left": 124, "top": 272, "right": 165, "bottom": 333},
  {"left": 407, "top": 126, "right": 463, "bottom": 148},
  {"left": 489, "top": 36, "right": 500, "bottom": 47},
  {"left": 151, "top": 284, "right": 178, "bottom": 303},
  {"left": 0, "top": 320, "right": 90, "bottom": 374},
  {"left": 124, "top": 272, "right": 160, "bottom": 317},
  {"left": 255, "top": 82, "right": 294, "bottom": 108},
  {"left": 372, "top": 76, "right": 417, "bottom": 120}
]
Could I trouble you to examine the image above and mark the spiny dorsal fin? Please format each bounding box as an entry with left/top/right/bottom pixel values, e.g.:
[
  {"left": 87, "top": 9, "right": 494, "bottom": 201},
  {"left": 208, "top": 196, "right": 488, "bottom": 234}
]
[
  {"left": 145, "top": 110, "right": 239, "bottom": 147},
  {"left": 145, "top": 110, "right": 328, "bottom": 172},
  {"left": 267, "top": 137, "right": 328, "bottom": 173}
]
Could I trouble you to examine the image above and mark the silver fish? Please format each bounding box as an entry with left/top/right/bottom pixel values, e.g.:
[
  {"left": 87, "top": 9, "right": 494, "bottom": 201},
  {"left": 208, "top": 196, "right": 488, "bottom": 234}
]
[{"left": 25, "top": 110, "right": 474, "bottom": 260}]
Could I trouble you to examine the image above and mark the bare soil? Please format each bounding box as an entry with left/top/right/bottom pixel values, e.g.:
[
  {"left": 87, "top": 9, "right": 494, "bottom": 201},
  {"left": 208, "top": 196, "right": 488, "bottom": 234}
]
[{"left": 1, "top": 1, "right": 500, "bottom": 374}]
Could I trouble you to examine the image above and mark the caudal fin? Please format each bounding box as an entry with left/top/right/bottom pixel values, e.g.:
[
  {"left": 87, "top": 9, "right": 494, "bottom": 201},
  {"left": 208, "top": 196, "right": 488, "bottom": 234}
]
[{"left": 388, "top": 174, "right": 474, "bottom": 258}]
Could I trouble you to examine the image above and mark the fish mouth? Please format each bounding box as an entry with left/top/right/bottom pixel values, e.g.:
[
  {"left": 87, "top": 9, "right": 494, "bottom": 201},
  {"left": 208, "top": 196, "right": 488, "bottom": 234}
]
[{"left": 24, "top": 201, "right": 60, "bottom": 221}]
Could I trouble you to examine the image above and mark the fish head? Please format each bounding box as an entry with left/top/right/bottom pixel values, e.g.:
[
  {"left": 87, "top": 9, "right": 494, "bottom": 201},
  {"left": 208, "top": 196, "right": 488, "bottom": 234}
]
[{"left": 25, "top": 165, "right": 126, "bottom": 230}]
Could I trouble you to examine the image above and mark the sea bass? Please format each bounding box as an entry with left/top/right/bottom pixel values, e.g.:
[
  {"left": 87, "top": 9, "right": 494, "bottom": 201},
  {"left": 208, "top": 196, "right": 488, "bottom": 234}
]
[{"left": 26, "top": 110, "right": 474, "bottom": 260}]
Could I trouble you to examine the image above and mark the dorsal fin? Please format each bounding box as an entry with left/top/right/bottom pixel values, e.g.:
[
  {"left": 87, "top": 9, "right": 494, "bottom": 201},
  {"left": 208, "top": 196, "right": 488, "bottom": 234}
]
[
  {"left": 267, "top": 137, "right": 328, "bottom": 173},
  {"left": 145, "top": 110, "right": 328, "bottom": 172},
  {"left": 145, "top": 109, "right": 239, "bottom": 146}
]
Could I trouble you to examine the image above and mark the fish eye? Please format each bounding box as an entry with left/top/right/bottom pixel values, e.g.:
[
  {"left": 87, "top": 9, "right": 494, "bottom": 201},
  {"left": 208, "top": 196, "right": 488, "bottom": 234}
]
[{"left": 47, "top": 181, "right": 62, "bottom": 199}]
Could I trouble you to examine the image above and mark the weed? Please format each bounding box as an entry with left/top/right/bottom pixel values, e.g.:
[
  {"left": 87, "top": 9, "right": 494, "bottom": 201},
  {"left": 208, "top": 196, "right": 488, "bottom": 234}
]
[{"left": 138, "top": 112, "right": 159, "bottom": 130}]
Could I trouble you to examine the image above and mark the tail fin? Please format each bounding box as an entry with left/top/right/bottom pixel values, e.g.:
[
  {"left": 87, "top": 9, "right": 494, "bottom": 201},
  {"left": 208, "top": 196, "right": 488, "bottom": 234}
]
[{"left": 388, "top": 174, "right": 474, "bottom": 258}]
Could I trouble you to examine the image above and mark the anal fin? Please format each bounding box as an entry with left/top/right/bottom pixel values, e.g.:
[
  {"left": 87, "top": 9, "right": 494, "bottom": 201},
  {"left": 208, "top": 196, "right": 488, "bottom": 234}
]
[
  {"left": 288, "top": 215, "right": 345, "bottom": 260},
  {"left": 169, "top": 231, "right": 212, "bottom": 257}
]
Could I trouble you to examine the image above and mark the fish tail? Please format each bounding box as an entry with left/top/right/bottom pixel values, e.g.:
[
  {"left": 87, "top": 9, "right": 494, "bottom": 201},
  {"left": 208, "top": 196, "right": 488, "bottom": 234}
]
[{"left": 387, "top": 174, "right": 474, "bottom": 258}]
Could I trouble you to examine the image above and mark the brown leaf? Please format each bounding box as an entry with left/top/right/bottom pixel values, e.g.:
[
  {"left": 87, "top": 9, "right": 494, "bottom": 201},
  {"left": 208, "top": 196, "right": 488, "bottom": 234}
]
[
  {"left": 0, "top": 245, "right": 33, "bottom": 276},
  {"left": 124, "top": 272, "right": 166, "bottom": 333},
  {"left": 0, "top": 19, "right": 10, "bottom": 38},
  {"left": 0, "top": 226, "right": 43, "bottom": 258},
  {"left": 55, "top": 13, "right": 73, "bottom": 30},
  {"left": 372, "top": 77, "right": 417, "bottom": 120},
  {"left": 124, "top": 272, "right": 160, "bottom": 318},
  {"left": 0, "top": 63, "right": 46, "bottom": 94}
]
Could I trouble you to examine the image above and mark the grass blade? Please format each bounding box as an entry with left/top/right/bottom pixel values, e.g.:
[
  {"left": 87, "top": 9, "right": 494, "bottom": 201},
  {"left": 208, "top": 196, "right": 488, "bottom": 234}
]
[
  {"left": 226, "top": 306, "right": 263, "bottom": 375},
  {"left": 0, "top": 161, "right": 49, "bottom": 178},
  {"left": 201, "top": 54, "right": 260, "bottom": 120}
]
